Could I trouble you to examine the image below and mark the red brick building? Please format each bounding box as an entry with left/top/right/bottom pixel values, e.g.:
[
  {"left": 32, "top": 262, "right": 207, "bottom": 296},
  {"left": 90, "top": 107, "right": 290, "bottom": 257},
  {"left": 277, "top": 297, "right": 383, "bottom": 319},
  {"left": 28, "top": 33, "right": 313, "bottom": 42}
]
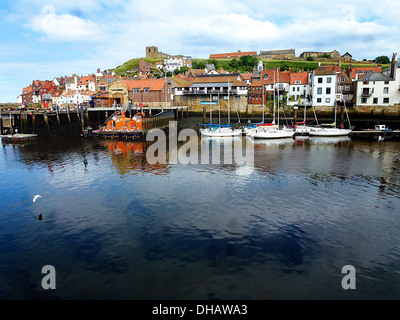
[{"left": 126, "top": 79, "right": 172, "bottom": 107}]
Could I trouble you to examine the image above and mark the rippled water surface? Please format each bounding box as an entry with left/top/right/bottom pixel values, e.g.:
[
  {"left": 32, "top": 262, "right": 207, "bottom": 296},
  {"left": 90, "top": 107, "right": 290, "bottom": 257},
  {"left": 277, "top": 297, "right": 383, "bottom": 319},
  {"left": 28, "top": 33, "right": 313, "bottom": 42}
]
[{"left": 1, "top": 133, "right": 400, "bottom": 299}]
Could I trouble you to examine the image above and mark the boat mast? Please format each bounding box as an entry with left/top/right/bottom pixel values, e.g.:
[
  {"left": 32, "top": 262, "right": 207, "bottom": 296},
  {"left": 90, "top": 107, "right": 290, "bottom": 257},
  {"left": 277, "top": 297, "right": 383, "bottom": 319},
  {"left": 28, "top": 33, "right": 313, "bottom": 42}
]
[
  {"left": 273, "top": 70, "right": 276, "bottom": 125},
  {"left": 334, "top": 98, "right": 337, "bottom": 127},
  {"left": 344, "top": 99, "right": 351, "bottom": 128},
  {"left": 228, "top": 79, "right": 230, "bottom": 125},
  {"left": 277, "top": 68, "right": 280, "bottom": 128},
  {"left": 210, "top": 93, "right": 212, "bottom": 124},
  {"left": 262, "top": 79, "right": 265, "bottom": 123},
  {"left": 218, "top": 92, "right": 221, "bottom": 125}
]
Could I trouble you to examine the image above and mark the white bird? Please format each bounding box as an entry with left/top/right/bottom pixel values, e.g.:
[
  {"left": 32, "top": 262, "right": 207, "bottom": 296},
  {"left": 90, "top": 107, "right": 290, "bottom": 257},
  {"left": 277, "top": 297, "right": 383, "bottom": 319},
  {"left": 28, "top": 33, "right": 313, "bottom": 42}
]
[{"left": 33, "top": 195, "right": 42, "bottom": 203}]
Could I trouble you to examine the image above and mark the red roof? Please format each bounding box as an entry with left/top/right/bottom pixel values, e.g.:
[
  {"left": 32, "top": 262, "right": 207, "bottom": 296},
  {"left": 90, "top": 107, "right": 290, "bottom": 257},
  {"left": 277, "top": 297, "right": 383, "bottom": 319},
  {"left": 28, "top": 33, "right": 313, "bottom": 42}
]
[
  {"left": 52, "top": 90, "right": 64, "bottom": 97},
  {"left": 260, "top": 69, "right": 291, "bottom": 85},
  {"left": 78, "top": 76, "right": 93, "bottom": 85},
  {"left": 65, "top": 90, "right": 76, "bottom": 96},
  {"left": 316, "top": 65, "right": 341, "bottom": 73},
  {"left": 209, "top": 51, "right": 257, "bottom": 59},
  {"left": 122, "top": 79, "right": 166, "bottom": 92},
  {"left": 41, "top": 81, "right": 56, "bottom": 90},
  {"left": 350, "top": 66, "right": 382, "bottom": 80},
  {"left": 241, "top": 73, "right": 252, "bottom": 81},
  {"left": 290, "top": 72, "right": 309, "bottom": 85},
  {"left": 21, "top": 86, "right": 33, "bottom": 95}
]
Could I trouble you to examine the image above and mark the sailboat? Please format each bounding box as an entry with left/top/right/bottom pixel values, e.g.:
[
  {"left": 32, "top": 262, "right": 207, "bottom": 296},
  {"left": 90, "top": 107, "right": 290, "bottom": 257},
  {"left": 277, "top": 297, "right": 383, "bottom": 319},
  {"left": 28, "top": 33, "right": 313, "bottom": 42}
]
[
  {"left": 248, "top": 68, "right": 295, "bottom": 139},
  {"left": 309, "top": 98, "right": 352, "bottom": 137},
  {"left": 200, "top": 80, "right": 242, "bottom": 137},
  {"left": 294, "top": 103, "right": 313, "bottom": 136}
]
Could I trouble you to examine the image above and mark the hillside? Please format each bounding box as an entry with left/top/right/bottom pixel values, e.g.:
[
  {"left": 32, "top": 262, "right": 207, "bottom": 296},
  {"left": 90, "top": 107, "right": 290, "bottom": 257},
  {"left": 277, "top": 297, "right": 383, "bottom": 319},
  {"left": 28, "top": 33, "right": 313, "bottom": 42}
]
[
  {"left": 112, "top": 57, "right": 164, "bottom": 74},
  {"left": 112, "top": 56, "right": 390, "bottom": 75},
  {"left": 193, "top": 58, "right": 390, "bottom": 72}
]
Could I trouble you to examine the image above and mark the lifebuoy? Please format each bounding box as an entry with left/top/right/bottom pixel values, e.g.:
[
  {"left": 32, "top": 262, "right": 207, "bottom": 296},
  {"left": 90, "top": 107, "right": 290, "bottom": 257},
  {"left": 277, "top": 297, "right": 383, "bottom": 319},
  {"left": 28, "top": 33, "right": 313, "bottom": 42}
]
[{"left": 340, "top": 124, "right": 344, "bottom": 129}]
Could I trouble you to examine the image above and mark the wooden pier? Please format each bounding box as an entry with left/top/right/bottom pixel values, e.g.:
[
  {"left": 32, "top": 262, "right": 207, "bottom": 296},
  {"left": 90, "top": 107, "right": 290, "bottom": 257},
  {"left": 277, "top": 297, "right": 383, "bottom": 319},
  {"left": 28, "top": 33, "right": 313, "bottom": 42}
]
[
  {"left": 0, "top": 106, "right": 188, "bottom": 137},
  {"left": 0, "top": 134, "right": 38, "bottom": 144},
  {"left": 349, "top": 130, "right": 400, "bottom": 141}
]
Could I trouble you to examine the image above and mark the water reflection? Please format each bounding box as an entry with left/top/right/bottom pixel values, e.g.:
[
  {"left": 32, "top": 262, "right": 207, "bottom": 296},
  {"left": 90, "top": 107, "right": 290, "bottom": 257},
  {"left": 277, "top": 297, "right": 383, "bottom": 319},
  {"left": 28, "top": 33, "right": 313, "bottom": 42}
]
[
  {"left": 309, "top": 136, "right": 352, "bottom": 144},
  {"left": 1, "top": 134, "right": 400, "bottom": 299},
  {"left": 101, "top": 139, "right": 169, "bottom": 176}
]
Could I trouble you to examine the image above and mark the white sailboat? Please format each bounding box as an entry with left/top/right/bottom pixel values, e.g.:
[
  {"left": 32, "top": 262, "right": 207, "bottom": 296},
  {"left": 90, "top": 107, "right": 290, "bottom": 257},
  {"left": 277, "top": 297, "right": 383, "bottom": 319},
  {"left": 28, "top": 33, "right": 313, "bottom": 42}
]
[
  {"left": 200, "top": 80, "right": 242, "bottom": 137},
  {"left": 249, "top": 68, "right": 295, "bottom": 139},
  {"left": 309, "top": 98, "right": 352, "bottom": 137},
  {"left": 294, "top": 102, "right": 314, "bottom": 135}
]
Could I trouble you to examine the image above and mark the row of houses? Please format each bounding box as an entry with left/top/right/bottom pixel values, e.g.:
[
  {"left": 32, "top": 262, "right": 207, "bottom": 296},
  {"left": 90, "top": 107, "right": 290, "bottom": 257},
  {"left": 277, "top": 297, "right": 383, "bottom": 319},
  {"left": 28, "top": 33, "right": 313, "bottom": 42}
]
[
  {"left": 18, "top": 54, "right": 400, "bottom": 112},
  {"left": 209, "top": 49, "right": 353, "bottom": 62}
]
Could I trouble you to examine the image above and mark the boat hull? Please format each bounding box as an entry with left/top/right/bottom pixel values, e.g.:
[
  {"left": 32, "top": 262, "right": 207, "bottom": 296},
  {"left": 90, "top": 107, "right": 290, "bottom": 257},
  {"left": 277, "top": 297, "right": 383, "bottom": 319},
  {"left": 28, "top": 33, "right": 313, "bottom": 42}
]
[
  {"left": 200, "top": 128, "right": 242, "bottom": 137},
  {"left": 309, "top": 128, "right": 352, "bottom": 137},
  {"left": 251, "top": 130, "right": 295, "bottom": 139},
  {"left": 96, "top": 130, "right": 143, "bottom": 140}
]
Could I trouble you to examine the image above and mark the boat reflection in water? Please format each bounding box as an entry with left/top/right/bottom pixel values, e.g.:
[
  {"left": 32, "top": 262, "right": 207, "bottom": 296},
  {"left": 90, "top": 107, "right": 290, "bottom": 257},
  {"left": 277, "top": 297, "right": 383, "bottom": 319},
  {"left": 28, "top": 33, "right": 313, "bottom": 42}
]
[
  {"left": 309, "top": 136, "right": 352, "bottom": 144},
  {"left": 101, "top": 139, "right": 169, "bottom": 175},
  {"left": 248, "top": 137, "right": 295, "bottom": 148}
]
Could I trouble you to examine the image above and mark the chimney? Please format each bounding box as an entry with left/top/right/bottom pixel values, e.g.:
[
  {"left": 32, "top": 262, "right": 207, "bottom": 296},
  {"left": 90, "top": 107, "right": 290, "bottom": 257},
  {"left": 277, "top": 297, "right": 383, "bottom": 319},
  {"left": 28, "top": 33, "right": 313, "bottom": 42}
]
[{"left": 390, "top": 53, "right": 397, "bottom": 80}]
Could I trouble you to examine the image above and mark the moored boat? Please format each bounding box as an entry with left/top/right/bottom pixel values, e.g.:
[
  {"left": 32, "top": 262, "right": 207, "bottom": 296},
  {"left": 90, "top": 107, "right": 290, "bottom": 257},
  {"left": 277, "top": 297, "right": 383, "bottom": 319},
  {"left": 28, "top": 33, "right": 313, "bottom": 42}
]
[{"left": 98, "top": 110, "right": 145, "bottom": 140}]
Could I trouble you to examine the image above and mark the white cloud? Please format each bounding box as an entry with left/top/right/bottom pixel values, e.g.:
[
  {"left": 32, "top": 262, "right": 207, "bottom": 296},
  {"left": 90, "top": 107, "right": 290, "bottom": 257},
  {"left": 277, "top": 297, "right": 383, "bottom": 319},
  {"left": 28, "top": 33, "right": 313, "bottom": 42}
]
[{"left": 29, "top": 11, "right": 106, "bottom": 42}]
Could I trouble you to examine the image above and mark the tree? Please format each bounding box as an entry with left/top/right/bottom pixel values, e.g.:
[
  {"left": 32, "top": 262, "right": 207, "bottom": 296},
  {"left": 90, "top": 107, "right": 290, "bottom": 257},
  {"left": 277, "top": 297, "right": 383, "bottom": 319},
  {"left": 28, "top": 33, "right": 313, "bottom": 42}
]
[
  {"left": 374, "top": 56, "right": 390, "bottom": 64},
  {"left": 192, "top": 61, "right": 206, "bottom": 69},
  {"left": 180, "top": 66, "right": 189, "bottom": 74},
  {"left": 306, "top": 56, "right": 315, "bottom": 61}
]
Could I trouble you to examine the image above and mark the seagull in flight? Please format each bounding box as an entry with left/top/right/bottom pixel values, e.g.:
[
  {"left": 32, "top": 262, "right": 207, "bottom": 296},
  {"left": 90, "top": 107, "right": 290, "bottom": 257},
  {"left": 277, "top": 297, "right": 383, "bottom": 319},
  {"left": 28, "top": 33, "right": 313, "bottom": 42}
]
[{"left": 33, "top": 195, "right": 42, "bottom": 203}]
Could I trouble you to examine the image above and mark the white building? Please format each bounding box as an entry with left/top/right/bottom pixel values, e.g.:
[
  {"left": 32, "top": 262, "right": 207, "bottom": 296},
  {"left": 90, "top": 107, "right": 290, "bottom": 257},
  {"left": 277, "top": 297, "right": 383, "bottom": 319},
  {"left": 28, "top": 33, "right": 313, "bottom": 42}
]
[
  {"left": 60, "top": 89, "right": 94, "bottom": 105},
  {"left": 66, "top": 75, "right": 78, "bottom": 91},
  {"left": 355, "top": 73, "right": 398, "bottom": 106},
  {"left": 164, "top": 56, "right": 192, "bottom": 73},
  {"left": 311, "top": 70, "right": 337, "bottom": 107},
  {"left": 289, "top": 72, "right": 310, "bottom": 99},
  {"left": 355, "top": 53, "right": 400, "bottom": 106},
  {"left": 78, "top": 76, "right": 96, "bottom": 92},
  {"left": 164, "top": 57, "right": 183, "bottom": 73}
]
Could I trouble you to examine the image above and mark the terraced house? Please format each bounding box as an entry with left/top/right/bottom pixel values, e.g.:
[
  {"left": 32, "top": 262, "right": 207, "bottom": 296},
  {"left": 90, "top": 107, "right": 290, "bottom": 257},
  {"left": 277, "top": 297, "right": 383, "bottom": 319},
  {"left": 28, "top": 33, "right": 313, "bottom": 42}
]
[
  {"left": 355, "top": 54, "right": 400, "bottom": 107},
  {"left": 174, "top": 73, "right": 248, "bottom": 113}
]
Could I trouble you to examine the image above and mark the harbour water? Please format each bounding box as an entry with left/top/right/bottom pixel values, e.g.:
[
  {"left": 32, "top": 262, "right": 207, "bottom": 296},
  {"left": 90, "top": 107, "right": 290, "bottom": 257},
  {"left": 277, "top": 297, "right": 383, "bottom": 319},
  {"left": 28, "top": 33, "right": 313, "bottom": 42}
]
[{"left": 1, "top": 125, "right": 400, "bottom": 299}]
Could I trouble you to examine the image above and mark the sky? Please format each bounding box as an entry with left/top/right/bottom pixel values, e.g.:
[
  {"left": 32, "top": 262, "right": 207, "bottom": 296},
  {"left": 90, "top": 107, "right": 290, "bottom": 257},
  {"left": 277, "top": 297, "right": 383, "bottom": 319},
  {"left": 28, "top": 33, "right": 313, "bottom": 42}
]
[{"left": 0, "top": 0, "right": 399, "bottom": 103}]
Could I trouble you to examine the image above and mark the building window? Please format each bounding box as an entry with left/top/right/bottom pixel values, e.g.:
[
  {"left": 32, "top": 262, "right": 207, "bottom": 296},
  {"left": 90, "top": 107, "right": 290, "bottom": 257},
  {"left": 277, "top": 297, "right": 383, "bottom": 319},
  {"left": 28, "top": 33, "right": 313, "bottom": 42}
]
[
  {"left": 326, "top": 98, "right": 330, "bottom": 103},
  {"left": 361, "top": 98, "right": 367, "bottom": 104},
  {"left": 292, "top": 87, "right": 296, "bottom": 91},
  {"left": 343, "top": 94, "right": 349, "bottom": 101},
  {"left": 318, "top": 78, "right": 323, "bottom": 83},
  {"left": 317, "top": 98, "right": 322, "bottom": 103},
  {"left": 340, "top": 77, "right": 345, "bottom": 83},
  {"left": 327, "top": 77, "right": 332, "bottom": 83},
  {"left": 384, "top": 81, "right": 389, "bottom": 84},
  {"left": 144, "top": 88, "right": 150, "bottom": 93},
  {"left": 373, "top": 98, "right": 378, "bottom": 104},
  {"left": 317, "top": 88, "right": 322, "bottom": 94},
  {"left": 383, "top": 87, "right": 389, "bottom": 94},
  {"left": 383, "top": 98, "right": 389, "bottom": 103},
  {"left": 345, "top": 85, "right": 350, "bottom": 91},
  {"left": 326, "top": 88, "right": 331, "bottom": 94}
]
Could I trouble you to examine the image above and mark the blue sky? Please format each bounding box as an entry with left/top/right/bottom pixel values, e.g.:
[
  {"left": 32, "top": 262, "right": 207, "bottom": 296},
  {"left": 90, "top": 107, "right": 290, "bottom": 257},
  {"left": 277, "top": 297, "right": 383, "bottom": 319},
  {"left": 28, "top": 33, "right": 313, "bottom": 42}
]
[{"left": 1, "top": 0, "right": 399, "bottom": 103}]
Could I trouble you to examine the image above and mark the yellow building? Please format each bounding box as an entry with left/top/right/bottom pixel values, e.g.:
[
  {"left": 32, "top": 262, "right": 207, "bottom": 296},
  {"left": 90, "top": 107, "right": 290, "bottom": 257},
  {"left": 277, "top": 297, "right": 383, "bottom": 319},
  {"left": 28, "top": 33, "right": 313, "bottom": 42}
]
[{"left": 108, "top": 79, "right": 129, "bottom": 107}]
